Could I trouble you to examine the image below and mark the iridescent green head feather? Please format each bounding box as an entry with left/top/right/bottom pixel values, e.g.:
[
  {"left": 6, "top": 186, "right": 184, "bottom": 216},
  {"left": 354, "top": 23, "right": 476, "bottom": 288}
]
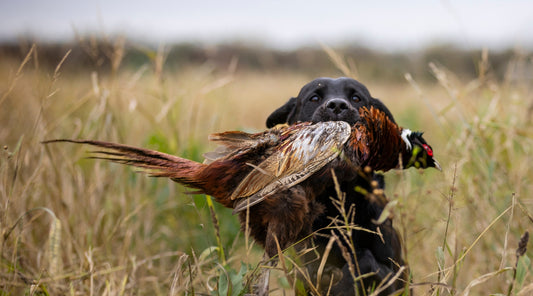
[{"left": 400, "top": 129, "right": 441, "bottom": 171}]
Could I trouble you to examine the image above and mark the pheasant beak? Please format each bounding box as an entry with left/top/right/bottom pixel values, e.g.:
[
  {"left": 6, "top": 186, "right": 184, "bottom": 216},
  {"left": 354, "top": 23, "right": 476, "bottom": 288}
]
[{"left": 433, "top": 158, "right": 442, "bottom": 171}]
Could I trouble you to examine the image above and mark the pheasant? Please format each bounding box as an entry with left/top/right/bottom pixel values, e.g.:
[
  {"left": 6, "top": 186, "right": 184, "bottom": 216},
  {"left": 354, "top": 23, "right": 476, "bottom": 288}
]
[{"left": 44, "top": 106, "right": 439, "bottom": 291}]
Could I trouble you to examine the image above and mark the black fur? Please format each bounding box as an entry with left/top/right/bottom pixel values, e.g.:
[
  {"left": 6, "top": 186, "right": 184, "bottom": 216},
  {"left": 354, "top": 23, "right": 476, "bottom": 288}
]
[
  {"left": 266, "top": 77, "right": 406, "bottom": 295},
  {"left": 266, "top": 77, "right": 395, "bottom": 128}
]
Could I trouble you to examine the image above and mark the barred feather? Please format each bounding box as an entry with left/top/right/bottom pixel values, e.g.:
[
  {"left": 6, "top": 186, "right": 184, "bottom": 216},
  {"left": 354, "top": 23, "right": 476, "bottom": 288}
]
[{"left": 42, "top": 139, "right": 203, "bottom": 183}]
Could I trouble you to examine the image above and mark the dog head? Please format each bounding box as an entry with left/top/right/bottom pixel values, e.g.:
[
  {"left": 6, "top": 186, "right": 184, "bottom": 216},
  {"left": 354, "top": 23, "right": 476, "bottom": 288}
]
[{"left": 266, "top": 77, "right": 395, "bottom": 127}]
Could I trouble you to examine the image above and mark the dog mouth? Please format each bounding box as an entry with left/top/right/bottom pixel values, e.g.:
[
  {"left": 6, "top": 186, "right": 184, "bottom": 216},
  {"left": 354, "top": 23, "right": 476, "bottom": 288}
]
[{"left": 311, "top": 112, "right": 360, "bottom": 125}]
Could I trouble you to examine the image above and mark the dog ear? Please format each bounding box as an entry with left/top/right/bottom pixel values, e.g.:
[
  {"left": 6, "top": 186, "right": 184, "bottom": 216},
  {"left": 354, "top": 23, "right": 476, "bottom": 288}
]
[{"left": 266, "top": 97, "right": 298, "bottom": 128}]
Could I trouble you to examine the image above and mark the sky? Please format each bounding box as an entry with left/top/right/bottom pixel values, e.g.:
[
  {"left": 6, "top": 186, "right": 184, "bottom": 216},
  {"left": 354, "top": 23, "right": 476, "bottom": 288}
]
[{"left": 1, "top": 0, "right": 532, "bottom": 51}]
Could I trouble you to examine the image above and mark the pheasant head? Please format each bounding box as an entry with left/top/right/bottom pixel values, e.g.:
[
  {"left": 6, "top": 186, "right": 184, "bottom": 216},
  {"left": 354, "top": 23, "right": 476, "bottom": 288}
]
[{"left": 400, "top": 129, "right": 441, "bottom": 170}]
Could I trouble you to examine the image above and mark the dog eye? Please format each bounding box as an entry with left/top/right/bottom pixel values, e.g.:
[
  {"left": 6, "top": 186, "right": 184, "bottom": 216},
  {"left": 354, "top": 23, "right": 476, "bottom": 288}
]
[
  {"left": 309, "top": 95, "right": 320, "bottom": 102},
  {"left": 351, "top": 95, "right": 361, "bottom": 102}
]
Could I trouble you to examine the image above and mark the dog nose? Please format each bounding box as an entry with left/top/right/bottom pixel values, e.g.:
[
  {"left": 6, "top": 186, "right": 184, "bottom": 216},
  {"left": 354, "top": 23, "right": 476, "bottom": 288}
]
[{"left": 326, "top": 99, "right": 349, "bottom": 114}]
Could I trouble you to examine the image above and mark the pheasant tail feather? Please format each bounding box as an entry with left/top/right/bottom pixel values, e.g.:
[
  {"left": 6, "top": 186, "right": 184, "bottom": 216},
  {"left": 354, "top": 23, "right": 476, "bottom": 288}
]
[{"left": 42, "top": 139, "right": 203, "bottom": 182}]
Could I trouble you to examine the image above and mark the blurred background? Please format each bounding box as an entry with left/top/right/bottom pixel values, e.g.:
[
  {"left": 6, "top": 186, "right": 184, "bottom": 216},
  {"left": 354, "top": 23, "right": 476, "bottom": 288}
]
[
  {"left": 1, "top": 1, "right": 532, "bottom": 295},
  {"left": 2, "top": 0, "right": 533, "bottom": 48},
  {"left": 1, "top": 0, "right": 532, "bottom": 80}
]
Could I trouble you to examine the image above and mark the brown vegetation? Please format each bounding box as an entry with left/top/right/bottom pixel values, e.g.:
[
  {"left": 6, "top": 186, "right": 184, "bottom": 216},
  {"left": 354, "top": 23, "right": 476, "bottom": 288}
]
[{"left": 1, "top": 39, "right": 532, "bottom": 295}]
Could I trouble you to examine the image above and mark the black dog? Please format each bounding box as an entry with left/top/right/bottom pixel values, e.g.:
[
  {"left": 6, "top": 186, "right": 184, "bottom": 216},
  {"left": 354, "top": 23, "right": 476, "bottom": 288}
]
[
  {"left": 266, "top": 77, "right": 407, "bottom": 295},
  {"left": 266, "top": 77, "right": 395, "bottom": 128}
]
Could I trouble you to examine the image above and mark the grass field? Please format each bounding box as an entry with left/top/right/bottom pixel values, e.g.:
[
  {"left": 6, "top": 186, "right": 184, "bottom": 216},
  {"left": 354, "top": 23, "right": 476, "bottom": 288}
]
[{"left": 1, "top": 43, "right": 532, "bottom": 295}]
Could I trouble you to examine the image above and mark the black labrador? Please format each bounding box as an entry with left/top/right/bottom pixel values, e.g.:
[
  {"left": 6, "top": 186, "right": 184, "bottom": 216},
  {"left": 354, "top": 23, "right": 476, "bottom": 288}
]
[
  {"left": 266, "top": 77, "right": 407, "bottom": 295},
  {"left": 266, "top": 77, "right": 395, "bottom": 128}
]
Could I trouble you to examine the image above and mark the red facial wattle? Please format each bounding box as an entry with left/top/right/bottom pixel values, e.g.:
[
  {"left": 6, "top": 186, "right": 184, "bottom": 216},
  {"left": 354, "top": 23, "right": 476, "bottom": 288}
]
[{"left": 422, "top": 144, "right": 433, "bottom": 157}]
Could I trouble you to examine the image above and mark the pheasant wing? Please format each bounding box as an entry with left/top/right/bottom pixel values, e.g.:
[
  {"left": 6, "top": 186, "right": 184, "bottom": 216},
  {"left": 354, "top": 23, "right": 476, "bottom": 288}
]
[
  {"left": 204, "top": 129, "right": 281, "bottom": 163},
  {"left": 232, "top": 121, "right": 351, "bottom": 212}
]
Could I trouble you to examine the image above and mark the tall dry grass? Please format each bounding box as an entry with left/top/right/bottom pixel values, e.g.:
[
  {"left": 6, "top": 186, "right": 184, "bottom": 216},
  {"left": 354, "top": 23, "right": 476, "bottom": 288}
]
[{"left": 0, "top": 42, "right": 532, "bottom": 295}]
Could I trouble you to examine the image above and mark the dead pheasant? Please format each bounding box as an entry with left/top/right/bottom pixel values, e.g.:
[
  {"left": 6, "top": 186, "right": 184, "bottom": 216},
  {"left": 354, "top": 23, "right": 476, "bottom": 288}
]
[{"left": 43, "top": 106, "right": 440, "bottom": 260}]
